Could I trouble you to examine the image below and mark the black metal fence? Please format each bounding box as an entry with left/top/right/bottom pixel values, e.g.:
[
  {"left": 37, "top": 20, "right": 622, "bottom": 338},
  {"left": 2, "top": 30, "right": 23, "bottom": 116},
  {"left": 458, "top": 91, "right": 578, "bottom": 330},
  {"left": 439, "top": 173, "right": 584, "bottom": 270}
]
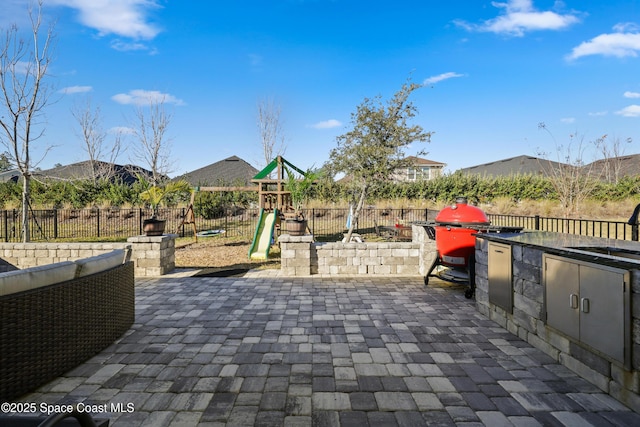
[
  {"left": 0, "top": 207, "right": 637, "bottom": 242},
  {"left": 487, "top": 213, "right": 638, "bottom": 241}
]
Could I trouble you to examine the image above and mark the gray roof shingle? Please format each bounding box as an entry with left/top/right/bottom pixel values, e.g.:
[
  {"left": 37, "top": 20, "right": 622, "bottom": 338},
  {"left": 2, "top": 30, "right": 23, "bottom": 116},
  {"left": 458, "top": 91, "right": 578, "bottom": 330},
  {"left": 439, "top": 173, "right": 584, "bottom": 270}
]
[
  {"left": 459, "top": 155, "right": 568, "bottom": 177},
  {"left": 176, "top": 155, "right": 259, "bottom": 186}
]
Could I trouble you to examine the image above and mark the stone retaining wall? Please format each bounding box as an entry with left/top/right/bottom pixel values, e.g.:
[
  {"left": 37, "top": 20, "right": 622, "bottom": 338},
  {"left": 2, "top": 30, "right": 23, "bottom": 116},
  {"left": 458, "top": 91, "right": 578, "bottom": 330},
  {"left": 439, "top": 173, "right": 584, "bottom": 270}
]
[
  {"left": 279, "top": 225, "right": 436, "bottom": 276},
  {"left": 0, "top": 234, "right": 176, "bottom": 277}
]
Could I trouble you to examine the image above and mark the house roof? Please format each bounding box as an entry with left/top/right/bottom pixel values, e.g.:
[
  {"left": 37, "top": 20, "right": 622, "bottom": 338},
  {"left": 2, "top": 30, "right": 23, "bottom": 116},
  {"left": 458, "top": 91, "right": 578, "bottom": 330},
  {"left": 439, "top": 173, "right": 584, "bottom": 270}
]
[
  {"left": 0, "top": 169, "right": 20, "bottom": 183},
  {"left": 459, "top": 155, "right": 568, "bottom": 177},
  {"left": 176, "top": 155, "right": 259, "bottom": 186},
  {"left": 36, "top": 161, "right": 155, "bottom": 185},
  {"left": 404, "top": 156, "right": 446, "bottom": 167},
  {"left": 585, "top": 154, "right": 640, "bottom": 180}
]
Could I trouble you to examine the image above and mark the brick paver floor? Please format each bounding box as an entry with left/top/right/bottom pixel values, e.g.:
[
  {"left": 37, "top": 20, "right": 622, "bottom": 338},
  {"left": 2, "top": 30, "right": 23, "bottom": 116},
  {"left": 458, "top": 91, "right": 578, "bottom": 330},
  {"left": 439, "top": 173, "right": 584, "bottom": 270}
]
[{"left": 13, "top": 274, "right": 640, "bottom": 426}]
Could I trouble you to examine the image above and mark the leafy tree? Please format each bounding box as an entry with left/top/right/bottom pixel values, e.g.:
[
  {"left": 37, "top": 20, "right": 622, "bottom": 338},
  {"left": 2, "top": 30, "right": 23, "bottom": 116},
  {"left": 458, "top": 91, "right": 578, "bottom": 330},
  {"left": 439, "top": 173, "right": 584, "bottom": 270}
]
[
  {"left": 325, "top": 80, "right": 431, "bottom": 241},
  {"left": 0, "top": 151, "right": 12, "bottom": 171}
]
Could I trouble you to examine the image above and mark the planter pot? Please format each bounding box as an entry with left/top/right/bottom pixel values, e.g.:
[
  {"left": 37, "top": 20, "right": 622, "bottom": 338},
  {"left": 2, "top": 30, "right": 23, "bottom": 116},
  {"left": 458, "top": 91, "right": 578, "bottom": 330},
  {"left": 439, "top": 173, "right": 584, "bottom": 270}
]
[
  {"left": 285, "top": 219, "right": 307, "bottom": 236},
  {"left": 143, "top": 218, "right": 166, "bottom": 236}
]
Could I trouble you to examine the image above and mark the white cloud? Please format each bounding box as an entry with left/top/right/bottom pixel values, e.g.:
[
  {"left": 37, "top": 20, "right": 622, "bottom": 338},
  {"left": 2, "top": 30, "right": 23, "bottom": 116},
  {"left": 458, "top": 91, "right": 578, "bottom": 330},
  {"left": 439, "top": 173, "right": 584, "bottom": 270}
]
[
  {"left": 560, "top": 117, "right": 575, "bottom": 124},
  {"left": 455, "top": 0, "right": 580, "bottom": 37},
  {"left": 110, "top": 40, "right": 156, "bottom": 53},
  {"left": 615, "top": 105, "right": 640, "bottom": 117},
  {"left": 59, "top": 85, "right": 93, "bottom": 94},
  {"left": 614, "top": 22, "right": 640, "bottom": 33},
  {"left": 109, "top": 126, "right": 135, "bottom": 135},
  {"left": 588, "top": 111, "right": 608, "bottom": 117},
  {"left": 624, "top": 91, "right": 640, "bottom": 98},
  {"left": 111, "top": 90, "right": 185, "bottom": 106},
  {"left": 47, "top": 0, "right": 161, "bottom": 39},
  {"left": 567, "top": 26, "right": 640, "bottom": 60},
  {"left": 311, "top": 119, "right": 341, "bottom": 129},
  {"left": 423, "top": 72, "right": 464, "bottom": 86}
]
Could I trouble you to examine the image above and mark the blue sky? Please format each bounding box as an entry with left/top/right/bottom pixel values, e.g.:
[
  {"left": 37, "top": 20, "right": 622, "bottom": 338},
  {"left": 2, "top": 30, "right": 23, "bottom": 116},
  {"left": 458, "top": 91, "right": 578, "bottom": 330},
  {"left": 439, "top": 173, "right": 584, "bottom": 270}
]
[{"left": 3, "top": 0, "right": 640, "bottom": 176}]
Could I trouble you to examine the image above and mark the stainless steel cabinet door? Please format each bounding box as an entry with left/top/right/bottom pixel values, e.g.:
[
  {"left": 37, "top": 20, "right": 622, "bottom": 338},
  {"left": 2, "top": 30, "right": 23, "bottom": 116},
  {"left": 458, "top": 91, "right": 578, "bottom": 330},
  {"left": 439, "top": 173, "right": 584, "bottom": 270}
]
[
  {"left": 488, "top": 242, "right": 513, "bottom": 312},
  {"left": 544, "top": 256, "right": 580, "bottom": 340},
  {"left": 544, "top": 254, "right": 630, "bottom": 367},
  {"left": 579, "top": 264, "right": 628, "bottom": 364}
]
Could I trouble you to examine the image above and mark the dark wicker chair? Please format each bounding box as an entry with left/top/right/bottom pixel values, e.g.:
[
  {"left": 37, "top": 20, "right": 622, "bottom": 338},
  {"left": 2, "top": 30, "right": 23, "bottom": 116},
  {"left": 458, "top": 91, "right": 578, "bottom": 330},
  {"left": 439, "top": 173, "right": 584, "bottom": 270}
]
[{"left": 0, "top": 261, "right": 135, "bottom": 401}]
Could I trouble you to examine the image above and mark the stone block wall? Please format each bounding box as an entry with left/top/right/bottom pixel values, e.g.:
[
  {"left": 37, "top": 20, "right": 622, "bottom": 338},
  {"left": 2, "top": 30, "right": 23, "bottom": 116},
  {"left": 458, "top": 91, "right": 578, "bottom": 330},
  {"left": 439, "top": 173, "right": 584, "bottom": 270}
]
[
  {"left": 0, "top": 234, "right": 176, "bottom": 277},
  {"left": 475, "top": 236, "right": 640, "bottom": 412},
  {"left": 313, "top": 241, "right": 420, "bottom": 275},
  {"left": 279, "top": 225, "right": 435, "bottom": 277},
  {"left": 0, "top": 242, "right": 131, "bottom": 271}
]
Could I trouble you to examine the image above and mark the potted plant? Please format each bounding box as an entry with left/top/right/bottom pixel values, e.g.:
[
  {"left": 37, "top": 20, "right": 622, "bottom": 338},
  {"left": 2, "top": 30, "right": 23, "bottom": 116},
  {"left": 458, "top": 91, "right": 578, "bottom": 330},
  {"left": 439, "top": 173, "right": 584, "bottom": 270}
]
[
  {"left": 139, "top": 179, "right": 191, "bottom": 236},
  {"left": 284, "top": 169, "right": 319, "bottom": 236}
]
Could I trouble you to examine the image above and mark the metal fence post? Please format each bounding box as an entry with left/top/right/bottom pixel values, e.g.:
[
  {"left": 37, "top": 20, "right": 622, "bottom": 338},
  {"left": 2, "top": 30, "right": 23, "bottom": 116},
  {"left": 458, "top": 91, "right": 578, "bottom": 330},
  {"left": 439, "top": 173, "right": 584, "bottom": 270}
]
[
  {"left": 53, "top": 209, "right": 58, "bottom": 239},
  {"left": 3, "top": 210, "right": 7, "bottom": 242},
  {"left": 633, "top": 224, "right": 639, "bottom": 241},
  {"left": 181, "top": 207, "right": 185, "bottom": 237},
  {"left": 534, "top": 215, "right": 540, "bottom": 230},
  {"left": 96, "top": 208, "right": 100, "bottom": 238}
]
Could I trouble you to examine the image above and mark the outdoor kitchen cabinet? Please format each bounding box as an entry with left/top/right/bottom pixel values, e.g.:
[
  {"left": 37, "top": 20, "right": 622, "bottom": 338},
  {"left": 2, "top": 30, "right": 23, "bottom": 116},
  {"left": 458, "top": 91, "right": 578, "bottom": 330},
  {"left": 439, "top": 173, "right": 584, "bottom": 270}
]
[
  {"left": 543, "top": 253, "right": 631, "bottom": 367},
  {"left": 488, "top": 242, "right": 513, "bottom": 312}
]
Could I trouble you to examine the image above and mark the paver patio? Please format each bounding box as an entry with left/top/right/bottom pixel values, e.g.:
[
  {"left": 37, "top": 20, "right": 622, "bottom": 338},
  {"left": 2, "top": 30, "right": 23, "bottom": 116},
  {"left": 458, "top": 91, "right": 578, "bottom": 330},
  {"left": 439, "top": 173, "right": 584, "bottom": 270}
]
[{"left": 11, "top": 272, "right": 640, "bottom": 426}]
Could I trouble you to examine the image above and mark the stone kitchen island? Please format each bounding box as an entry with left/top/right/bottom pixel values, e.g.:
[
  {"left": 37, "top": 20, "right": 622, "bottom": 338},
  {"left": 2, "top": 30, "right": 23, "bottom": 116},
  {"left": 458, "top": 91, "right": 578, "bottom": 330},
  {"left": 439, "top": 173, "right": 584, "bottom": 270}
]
[{"left": 474, "top": 231, "right": 640, "bottom": 412}]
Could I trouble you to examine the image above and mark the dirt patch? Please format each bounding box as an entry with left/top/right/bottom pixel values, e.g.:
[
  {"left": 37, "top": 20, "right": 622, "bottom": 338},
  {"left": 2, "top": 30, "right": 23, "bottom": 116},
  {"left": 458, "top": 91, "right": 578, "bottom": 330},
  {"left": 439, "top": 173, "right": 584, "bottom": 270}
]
[{"left": 175, "top": 237, "right": 280, "bottom": 272}]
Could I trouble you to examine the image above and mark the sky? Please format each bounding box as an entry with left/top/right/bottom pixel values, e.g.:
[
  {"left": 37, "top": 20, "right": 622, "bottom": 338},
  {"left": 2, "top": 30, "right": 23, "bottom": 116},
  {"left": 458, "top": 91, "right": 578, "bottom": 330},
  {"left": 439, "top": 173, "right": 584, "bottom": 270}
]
[{"left": 2, "top": 0, "right": 640, "bottom": 177}]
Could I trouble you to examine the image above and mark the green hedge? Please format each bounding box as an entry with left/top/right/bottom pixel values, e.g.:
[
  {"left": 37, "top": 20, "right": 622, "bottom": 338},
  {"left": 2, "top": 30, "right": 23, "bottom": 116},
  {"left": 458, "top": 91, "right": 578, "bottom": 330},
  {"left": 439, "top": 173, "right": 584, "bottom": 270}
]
[{"left": 0, "top": 173, "right": 638, "bottom": 210}]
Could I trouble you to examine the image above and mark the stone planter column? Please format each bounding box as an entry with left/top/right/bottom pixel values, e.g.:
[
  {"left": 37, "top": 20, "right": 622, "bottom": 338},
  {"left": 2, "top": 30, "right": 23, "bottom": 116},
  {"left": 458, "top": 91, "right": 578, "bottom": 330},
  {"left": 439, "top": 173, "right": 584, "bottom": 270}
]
[
  {"left": 279, "top": 234, "right": 314, "bottom": 276},
  {"left": 411, "top": 224, "right": 437, "bottom": 276},
  {"left": 127, "top": 234, "right": 176, "bottom": 276}
]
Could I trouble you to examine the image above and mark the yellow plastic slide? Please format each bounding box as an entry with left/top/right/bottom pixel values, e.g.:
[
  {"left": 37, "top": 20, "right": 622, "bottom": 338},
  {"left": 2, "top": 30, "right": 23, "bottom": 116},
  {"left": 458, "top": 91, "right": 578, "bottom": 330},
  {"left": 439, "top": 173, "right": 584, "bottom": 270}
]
[{"left": 248, "top": 208, "right": 278, "bottom": 260}]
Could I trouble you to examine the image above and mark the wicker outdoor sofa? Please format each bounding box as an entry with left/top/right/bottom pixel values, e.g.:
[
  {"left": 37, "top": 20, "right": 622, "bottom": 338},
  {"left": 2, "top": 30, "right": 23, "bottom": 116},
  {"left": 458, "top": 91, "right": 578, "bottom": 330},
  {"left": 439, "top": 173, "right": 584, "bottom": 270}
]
[{"left": 0, "top": 250, "right": 135, "bottom": 401}]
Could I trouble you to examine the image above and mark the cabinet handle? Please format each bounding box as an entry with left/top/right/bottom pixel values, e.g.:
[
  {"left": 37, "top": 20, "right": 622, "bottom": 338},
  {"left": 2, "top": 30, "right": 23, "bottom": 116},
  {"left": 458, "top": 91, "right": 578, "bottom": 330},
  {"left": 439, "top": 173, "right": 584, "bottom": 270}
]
[
  {"left": 581, "top": 298, "right": 590, "bottom": 313},
  {"left": 569, "top": 294, "right": 578, "bottom": 309},
  {"left": 494, "top": 250, "right": 504, "bottom": 253}
]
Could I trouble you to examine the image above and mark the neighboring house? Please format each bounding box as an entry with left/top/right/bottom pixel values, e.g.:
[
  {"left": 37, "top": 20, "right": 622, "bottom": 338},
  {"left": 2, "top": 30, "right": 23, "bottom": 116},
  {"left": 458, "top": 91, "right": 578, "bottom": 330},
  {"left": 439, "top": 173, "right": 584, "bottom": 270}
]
[
  {"left": 461, "top": 153, "right": 640, "bottom": 180},
  {"left": 459, "top": 155, "right": 568, "bottom": 177},
  {"left": 0, "top": 169, "right": 20, "bottom": 183},
  {"left": 392, "top": 156, "right": 446, "bottom": 182},
  {"left": 37, "top": 161, "right": 155, "bottom": 185},
  {"left": 337, "top": 156, "right": 446, "bottom": 184},
  {"left": 176, "top": 155, "right": 259, "bottom": 187},
  {"left": 585, "top": 154, "right": 640, "bottom": 182}
]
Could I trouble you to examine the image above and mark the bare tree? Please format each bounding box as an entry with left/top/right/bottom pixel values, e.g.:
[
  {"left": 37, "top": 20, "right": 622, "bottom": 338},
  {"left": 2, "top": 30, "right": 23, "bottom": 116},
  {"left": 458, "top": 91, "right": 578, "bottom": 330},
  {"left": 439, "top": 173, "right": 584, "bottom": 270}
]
[
  {"left": 130, "top": 98, "right": 173, "bottom": 185},
  {"left": 0, "top": 0, "right": 54, "bottom": 242},
  {"left": 72, "top": 98, "right": 123, "bottom": 183},
  {"left": 537, "top": 124, "right": 601, "bottom": 217},
  {"left": 594, "top": 134, "right": 632, "bottom": 183},
  {"left": 257, "top": 97, "right": 286, "bottom": 173}
]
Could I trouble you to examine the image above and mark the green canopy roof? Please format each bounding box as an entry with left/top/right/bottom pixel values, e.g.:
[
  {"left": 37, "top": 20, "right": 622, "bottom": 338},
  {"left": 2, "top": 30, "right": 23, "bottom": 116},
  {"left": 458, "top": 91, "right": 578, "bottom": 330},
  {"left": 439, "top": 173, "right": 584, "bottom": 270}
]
[{"left": 252, "top": 156, "right": 306, "bottom": 180}]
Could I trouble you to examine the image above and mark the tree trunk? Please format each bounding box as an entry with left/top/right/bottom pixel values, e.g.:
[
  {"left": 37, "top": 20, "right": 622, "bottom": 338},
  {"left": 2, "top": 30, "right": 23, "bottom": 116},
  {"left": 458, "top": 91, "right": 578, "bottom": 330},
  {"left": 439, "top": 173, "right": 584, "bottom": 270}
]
[
  {"left": 344, "top": 183, "right": 368, "bottom": 243},
  {"left": 22, "top": 175, "right": 30, "bottom": 242}
]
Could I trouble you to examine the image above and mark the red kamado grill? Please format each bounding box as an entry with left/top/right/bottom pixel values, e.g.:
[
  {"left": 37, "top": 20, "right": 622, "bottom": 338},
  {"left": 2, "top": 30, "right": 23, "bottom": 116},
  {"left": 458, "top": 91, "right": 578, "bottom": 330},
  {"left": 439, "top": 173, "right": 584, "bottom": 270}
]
[{"left": 419, "top": 197, "right": 522, "bottom": 298}]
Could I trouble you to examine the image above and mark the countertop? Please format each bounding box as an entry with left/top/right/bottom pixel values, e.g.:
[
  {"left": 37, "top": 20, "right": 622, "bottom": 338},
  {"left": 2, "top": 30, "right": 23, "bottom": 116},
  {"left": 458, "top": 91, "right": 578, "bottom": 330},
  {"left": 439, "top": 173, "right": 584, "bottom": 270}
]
[{"left": 476, "top": 231, "right": 640, "bottom": 268}]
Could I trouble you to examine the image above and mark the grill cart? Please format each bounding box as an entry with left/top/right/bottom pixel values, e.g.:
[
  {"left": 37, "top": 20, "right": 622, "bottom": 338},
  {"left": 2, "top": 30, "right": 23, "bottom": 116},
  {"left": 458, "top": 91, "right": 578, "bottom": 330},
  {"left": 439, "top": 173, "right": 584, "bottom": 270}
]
[{"left": 416, "top": 197, "right": 522, "bottom": 298}]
